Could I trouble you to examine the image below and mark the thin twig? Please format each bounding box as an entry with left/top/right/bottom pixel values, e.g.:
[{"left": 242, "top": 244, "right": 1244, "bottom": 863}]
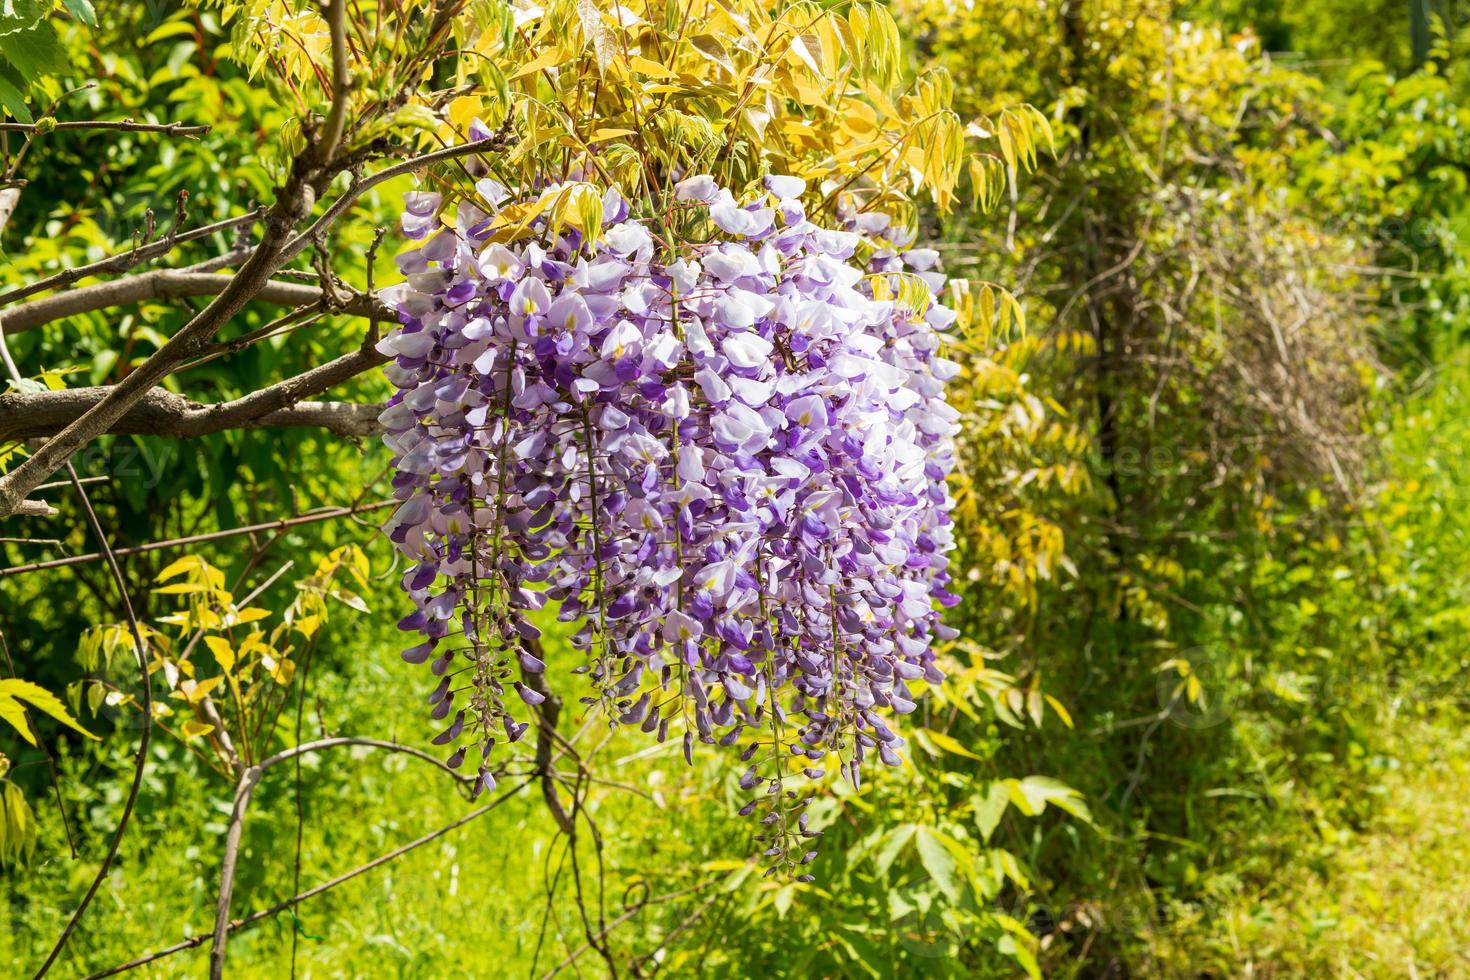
[
  {"left": 0, "top": 501, "right": 395, "bottom": 578},
  {"left": 0, "top": 210, "right": 262, "bottom": 309},
  {"left": 30, "top": 465, "right": 152, "bottom": 979},
  {"left": 289, "top": 622, "right": 314, "bottom": 979},
  {"left": 280, "top": 127, "right": 514, "bottom": 263},
  {"left": 84, "top": 776, "right": 535, "bottom": 980},
  {"left": 628, "top": 889, "right": 723, "bottom": 976},
  {"left": 0, "top": 120, "right": 211, "bottom": 135},
  {"left": 208, "top": 736, "right": 490, "bottom": 978},
  {"left": 537, "top": 882, "right": 716, "bottom": 980}
]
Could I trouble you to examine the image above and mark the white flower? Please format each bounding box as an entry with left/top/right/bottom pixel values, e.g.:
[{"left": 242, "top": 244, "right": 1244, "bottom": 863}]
[
  {"left": 479, "top": 243, "right": 523, "bottom": 281},
  {"left": 765, "top": 175, "right": 806, "bottom": 200},
  {"left": 674, "top": 174, "right": 718, "bottom": 202},
  {"left": 722, "top": 332, "right": 773, "bottom": 369}
]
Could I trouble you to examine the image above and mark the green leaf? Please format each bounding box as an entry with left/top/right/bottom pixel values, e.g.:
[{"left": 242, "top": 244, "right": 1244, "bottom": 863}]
[
  {"left": 914, "top": 826, "right": 962, "bottom": 904},
  {"left": 972, "top": 782, "right": 1010, "bottom": 842},
  {"left": 871, "top": 823, "right": 916, "bottom": 876},
  {"left": 771, "top": 883, "right": 796, "bottom": 918},
  {"left": 0, "top": 62, "right": 30, "bottom": 122},
  {"left": 1009, "top": 775, "right": 1091, "bottom": 822},
  {"left": 0, "top": 0, "right": 48, "bottom": 37},
  {"left": 61, "top": 0, "right": 96, "bottom": 27},
  {"left": 0, "top": 19, "right": 70, "bottom": 82},
  {"left": 1, "top": 780, "right": 37, "bottom": 866},
  {"left": 0, "top": 678, "right": 100, "bottom": 746},
  {"left": 920, "top": 727, "right": 985, "bottom": 761}
]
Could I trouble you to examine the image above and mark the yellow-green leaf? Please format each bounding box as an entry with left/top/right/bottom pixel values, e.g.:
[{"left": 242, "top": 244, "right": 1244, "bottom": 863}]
[
  {"left": 204, "top": 636, "right": 236, "bottom": 673},
  {"left": 922, "top": 728, "right": 985, "bottom": 761},
  {"left": 179, "top": 719, "right": 216, "bottom": 741},
  {"left": 0, "top": 679, "right": 100, "bottom": 746}
]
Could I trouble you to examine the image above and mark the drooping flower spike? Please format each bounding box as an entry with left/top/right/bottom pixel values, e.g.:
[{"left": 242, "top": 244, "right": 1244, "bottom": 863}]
[{"left": 381, "top": 154, "right": 961, "bottom": 874}]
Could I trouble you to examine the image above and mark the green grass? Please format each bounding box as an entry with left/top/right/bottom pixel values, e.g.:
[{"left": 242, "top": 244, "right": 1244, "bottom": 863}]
[
  {"left": 0, "top": 607, "right": 742, "bottom": 978},
  {"left": 1139, "top": 717, "right": 1470, "bottom": 977}
]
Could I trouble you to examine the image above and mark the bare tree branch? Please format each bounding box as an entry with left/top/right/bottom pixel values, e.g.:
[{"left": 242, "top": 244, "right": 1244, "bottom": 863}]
[
  {"left": 0, "top": 209, "right": 265, "bottom": 309},
  {"left": 0, "top": 270, "right": 390, "bottom": 337},
  {"left": 318, "top": 0, "right": 350, "bottom": 161},
  {"left": 524, "top": 637, "right": 576, "bottom": 837},
  {"left": 0, "top": 500, "right": 395, "bottom": 578},
  {"left": 0, "top": 131, "right": 511, "bottom": 519},
  {"left": 171, "top": 342, "right": 388, "bottom": 434},
  {"left": 0, "top": 390, "right": 382, "bottom": 441},
  {"left": 0, "top": 344, "right": 388, "bottom": 442},
  {"left": 0, "top": 187, "right": 20, "bottom": 239},
  {"left": 0, "top": 120, "right": 211, "bottom": 135}
]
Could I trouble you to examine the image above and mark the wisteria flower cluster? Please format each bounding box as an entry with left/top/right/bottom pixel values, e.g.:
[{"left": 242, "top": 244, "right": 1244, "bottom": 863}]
[{"left": 379, "top": 158, "right": 962, "bottom": 870}]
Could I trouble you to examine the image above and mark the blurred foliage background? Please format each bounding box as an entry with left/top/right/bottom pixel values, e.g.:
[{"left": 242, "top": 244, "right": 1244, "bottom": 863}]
[{"left": 3, "top": 0, "right": 1470, "bottom": 976}]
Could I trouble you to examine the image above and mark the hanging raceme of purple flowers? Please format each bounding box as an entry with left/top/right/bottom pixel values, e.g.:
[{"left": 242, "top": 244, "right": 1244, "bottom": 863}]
[{"left": 378, "top": 153, "right": 961, "bottom": 868}]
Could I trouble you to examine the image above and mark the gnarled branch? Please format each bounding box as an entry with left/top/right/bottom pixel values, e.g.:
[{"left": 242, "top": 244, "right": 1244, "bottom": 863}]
[
  {"left": 0, "top": 270, "right": 390, "bottom": 337},
  {"left": 0, "top": 209, "right": 265, "bottom": 309},
  {"left": 0, "top": 130, "right": 511, "bottom": 519},
  {"left": 0, "top": 345, "right": 388, "bottom": 441},
  {"left": 0, "top": 390, "right": 382, "bottom": 441},
  {"left": 0, "top": 119, "right": 211, "bottom": 135}
]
